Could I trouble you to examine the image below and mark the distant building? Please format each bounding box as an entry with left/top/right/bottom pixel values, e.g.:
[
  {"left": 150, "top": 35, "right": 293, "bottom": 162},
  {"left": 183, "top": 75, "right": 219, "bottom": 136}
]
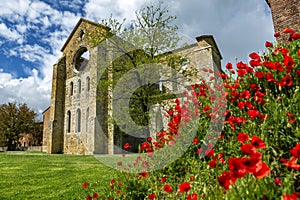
[{"left": 43, "top": 18, "right": 222, "bottom": 155}]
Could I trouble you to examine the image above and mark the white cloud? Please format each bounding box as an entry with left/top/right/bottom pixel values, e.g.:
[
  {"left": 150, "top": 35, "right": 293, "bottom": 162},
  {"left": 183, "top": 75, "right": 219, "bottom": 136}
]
[
  {"left": 0, "top": 68, "right": 51, "bottom": 120},
  {"left": 0, "top": 0, "right": 30, "bottom": 17},
  {"left": 0, "top": 23, "right": 23, "bottom": 41},
  {"left": 84, "top": 0, "right": 146, "bottom": 22},
  {"left": 9, "top": 44, "right": 50, "bottom": 63}
]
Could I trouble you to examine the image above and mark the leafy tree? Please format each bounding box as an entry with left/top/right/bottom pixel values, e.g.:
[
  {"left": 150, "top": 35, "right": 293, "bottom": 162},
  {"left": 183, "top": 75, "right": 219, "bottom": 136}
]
[
  {"left": 0, "top": 102, "right": 36, "bottom": 150},
  {"left": 92, "top": 1, "right": 187, "bottom": 152}
]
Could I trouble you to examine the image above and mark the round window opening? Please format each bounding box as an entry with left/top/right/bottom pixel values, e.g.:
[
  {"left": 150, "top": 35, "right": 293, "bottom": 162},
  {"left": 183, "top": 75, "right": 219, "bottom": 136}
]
[{"left": 74, "top": 47, "right": 90, "bottom": 71}]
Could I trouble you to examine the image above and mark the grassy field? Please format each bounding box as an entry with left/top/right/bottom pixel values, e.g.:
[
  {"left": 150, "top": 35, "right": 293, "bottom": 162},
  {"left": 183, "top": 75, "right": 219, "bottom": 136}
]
[{"left": 0, "top": 151, "right": 117, "bottom": 200}]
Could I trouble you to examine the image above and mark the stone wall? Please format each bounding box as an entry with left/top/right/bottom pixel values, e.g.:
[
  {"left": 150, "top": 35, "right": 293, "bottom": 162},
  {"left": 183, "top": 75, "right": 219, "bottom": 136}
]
[
  {"left": 42, "top": 107, "right": 50, "bottom": 152},
  {"left": 61, "top": 19, "right": 109, "bottom": 155},
  {"left": 266, "top": 0, "right": 300, "bottom": 33}
]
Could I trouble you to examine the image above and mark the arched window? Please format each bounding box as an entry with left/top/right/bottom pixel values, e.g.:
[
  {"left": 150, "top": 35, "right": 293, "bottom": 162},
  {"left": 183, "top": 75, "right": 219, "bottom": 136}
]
[
  {"left": 70, "top": 82, "right": 73, "bottom": 96},
  {"left": 86, "top": 76, "right": 90, "bottom": 92},
  {"left": 86, "top": 107, "right": 89, "bottom": 132},
  {"left": 76, "top": 109, "right": 81, "bottom": 132},
  {"left": 67, "top": 111, "right": 71, "bottom": 133},
  {"left": 78, "top": 79, "right": 81, "bottom": 94},
  {"left": 78, "top": 30, "right": 85, "bottom": 40},
  {"left": 73, "top": 47, "right": 89, "bottom": 71}
]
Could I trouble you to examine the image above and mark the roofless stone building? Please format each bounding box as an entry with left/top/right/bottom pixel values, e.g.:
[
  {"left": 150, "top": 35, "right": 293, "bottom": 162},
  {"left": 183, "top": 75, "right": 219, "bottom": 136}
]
[{"left": 42, "top": 18, "right": 223, "bottom": 155}]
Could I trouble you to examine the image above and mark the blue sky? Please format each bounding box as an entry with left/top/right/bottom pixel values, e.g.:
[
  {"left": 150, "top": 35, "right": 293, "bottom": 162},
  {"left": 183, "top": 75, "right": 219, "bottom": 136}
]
[{"left": 0, "top": 0, "right": 274, "bottom": 119}]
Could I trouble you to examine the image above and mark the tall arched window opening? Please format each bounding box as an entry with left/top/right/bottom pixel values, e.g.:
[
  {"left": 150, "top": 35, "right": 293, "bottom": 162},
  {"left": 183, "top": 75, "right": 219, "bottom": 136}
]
[
  {"left": 67, "top": 111, "right": 71, "bottom": 133},
  {"left": 70, "top": 82, "right": 73, "bottom": 96},
  {"left": 86, "top": 76, "right": 90, "bottom": 92},
  {"left": 78, "top": 79, "right": 81, "bottom": 94},
  {"left": 76, "top": 109, "right": 81, "bottom": 133},
  {"left": 86, "top": 107, "right": 89, "bottom": 132}
]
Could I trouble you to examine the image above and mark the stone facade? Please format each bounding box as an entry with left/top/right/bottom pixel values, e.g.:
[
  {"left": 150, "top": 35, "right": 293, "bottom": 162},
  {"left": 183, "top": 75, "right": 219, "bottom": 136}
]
[
  {"left": 266, "top": 0, "right": 300, "bottom": 32},
  {"left": 42, "top": 107, "right": 50, "bottom": 152},
  {"left": 43, "top": 18, "right": 222, "bottom": 155}
]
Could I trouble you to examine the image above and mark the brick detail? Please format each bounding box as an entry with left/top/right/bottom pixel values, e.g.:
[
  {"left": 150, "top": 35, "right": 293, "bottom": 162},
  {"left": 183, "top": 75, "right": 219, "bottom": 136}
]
[{"left": 266, "top": 0, "right": 300, "bottom": 32}]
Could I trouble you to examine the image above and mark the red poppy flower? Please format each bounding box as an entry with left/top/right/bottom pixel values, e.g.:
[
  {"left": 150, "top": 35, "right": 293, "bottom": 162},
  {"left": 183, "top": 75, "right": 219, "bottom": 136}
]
[
  {"left": 124, "top": 143, "right": 132, "bottom": 149},
  {"left": 242, "top": 157, "right": 262, "bottom": 174},
  {"left": 238, "top": 69, "right": 247, "bottom": 77},
  {"left": 249, "top": 84, "right": 260, "bottom": 91},
  {"left": 148, "top": 193, "right": 156, "bottom": 200},
  {"left": 247, "top": 110, "right": 260, "bottom": 119},
  {"left": 217, "top": 153, "right": 226, "bottom": 165},
  {"left": 208, "top": 158, "right": 217, "bottom": 168},
  {"left": 249, "top": 52, "right": 260, "bottom": 60},
  {"left": 86, "top": 195, "right": 92, "bottom": 200},
  {"left": 203, "top": 105, "right": 211, "bottom": 113},
  {"left": 263, "top": 61, "right": 275, "bottom": 70},
  {"left": 289, "top": 144, "right": 300, "bottom": 159},
  {"left": 110, "top": 179, "right": 115, "bottom": 185},
  {"left": 275, "top": 62, "right": 284, "bottom": 72},
  {"left": 283, "top": 28, "right": 295, "bottom": 34},
  {"left": 274, "top": 177, "right": 282, "bottom": 186},
  {"left": 291, "top": 32, "right": 300, "bottom": 40},
  {"left": 240, "top": 144, "right": 256, "bottom": 155},
  {"left": 237, "top": 132, "right": 249, "bottom": 143},
  {"left": 228, "top": 157, "right": 247, "bottom": 178},
  {"left": 274, "top": 32, "right": 281, "bottom": 37},
  {"left": 265, "top": 41, "right": 273, "bottom": 47},
  {"left": 250, "top": 59, "right": 262, "bottom": 68},
  {"left": 141, "top": 142, "right": 151, "bottom": 151},
  {"left": 255, "top": 91, "right": 265, "bottom": 98},
  {"left": 161, "top": 177, "right": 167, "bottom": 183},
  {"left": 278, "top": 75, "right": 293, "bottom": 87},
  {"left": 140, "top": 171, "right": 148, "bottom": 178},
  {"left": 192, "top": 137, "right": 199, "bottom": 144},
  {"left": 179, "top": 182, "right": 191, "bottom": 193},
  {"left": 251, "top": 152, "right": 263, "bottom": 159},
  {"left": 240, "top": 90, "right": 251, "bottom": 99},
  {"left": 217, "top": 72, "right": 228, "bottom": 79},
  {"left": 266, "top": 73, "right": 276, "bottom": 82},
  {"left": 279, "top": 47, "right": 289, "bottom": 56},
  {"left": 226, "top": 62, "right": 233, "bottom": 69},
  {"left": 245, "top": 101, "right": 255, "bottom": 110},
  {"left": 117, "top": 161, "right": 122, "bottom": 166},
  {"left": 187, "top": 193, "right": 198, "bottom": 200},
  {"left": 93, "top": 193, "right": 99, "bottom": 199},
  {"left": 286, "top": 112, "right": 294, "bottom": 117},
  {"left": 283, "top": 56, "right": 294, "bottom": 73},
  {"left": 280, "top": 157, "right": 300, "bottom": 171},
  {"left": 282, "top": 192, "right": 300, "bottom": 200},
  {"left": 238, "top": 102, "right": 245, "bottom": 110},
  {"left": 218, "top": 171, "right": 236, "bottom": 190},
  {"left": 253, "top": 161, "right": 270, "bottom": 179},
  {"left": 251, "top": 136, "right": 266, "bottom": 149},
  {"left": 255, "top": 72, "right": 265, "bottom": 79},
  {"left": 83, "top": 182, "right": 89, "bottom": 189},
  {"left": 163, "top": 184, "right": 173, "bottom": 193}
]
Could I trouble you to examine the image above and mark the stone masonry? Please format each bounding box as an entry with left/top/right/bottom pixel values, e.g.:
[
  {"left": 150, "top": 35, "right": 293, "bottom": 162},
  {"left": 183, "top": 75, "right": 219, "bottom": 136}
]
[{"left": 266, "top": 0, "right": 300, "bottom": 33}]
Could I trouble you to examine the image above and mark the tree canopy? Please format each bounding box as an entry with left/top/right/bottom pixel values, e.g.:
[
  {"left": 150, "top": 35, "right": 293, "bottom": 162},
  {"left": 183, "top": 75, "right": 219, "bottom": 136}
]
[{"left": 0, "top": 102, "right": 37, "bottom": 150}]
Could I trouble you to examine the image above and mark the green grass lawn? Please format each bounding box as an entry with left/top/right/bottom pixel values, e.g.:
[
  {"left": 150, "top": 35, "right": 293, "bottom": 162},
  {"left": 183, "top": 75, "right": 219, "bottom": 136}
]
[{"left": 0, "top": 151, "right": 117, "bottom": 200}]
